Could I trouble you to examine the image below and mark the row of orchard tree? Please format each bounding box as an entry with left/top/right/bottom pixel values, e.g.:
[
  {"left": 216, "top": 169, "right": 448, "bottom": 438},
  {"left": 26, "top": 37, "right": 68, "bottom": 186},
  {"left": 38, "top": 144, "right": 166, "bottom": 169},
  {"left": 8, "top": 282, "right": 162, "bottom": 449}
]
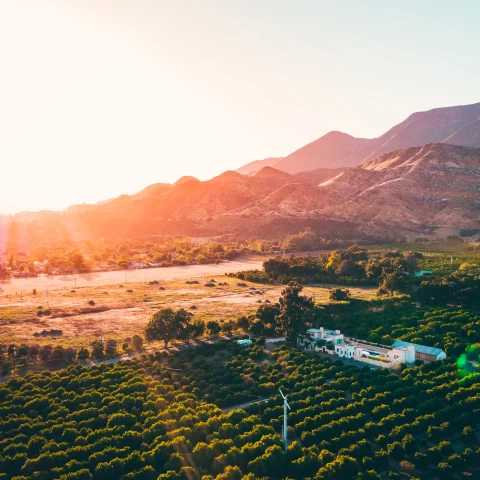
[
  {"left": 0, "top": 335, "right": 144, "bottom": 376},
  {"left": 1, "top": 336, "right": 479, "bottom": 479}
]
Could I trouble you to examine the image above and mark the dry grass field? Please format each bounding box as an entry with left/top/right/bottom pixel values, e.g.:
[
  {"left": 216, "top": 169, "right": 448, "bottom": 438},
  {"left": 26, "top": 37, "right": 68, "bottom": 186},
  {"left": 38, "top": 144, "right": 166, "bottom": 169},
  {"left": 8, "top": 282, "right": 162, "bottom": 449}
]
[{"left": 0, "top": 275, "right": 377, "bottom": 348}]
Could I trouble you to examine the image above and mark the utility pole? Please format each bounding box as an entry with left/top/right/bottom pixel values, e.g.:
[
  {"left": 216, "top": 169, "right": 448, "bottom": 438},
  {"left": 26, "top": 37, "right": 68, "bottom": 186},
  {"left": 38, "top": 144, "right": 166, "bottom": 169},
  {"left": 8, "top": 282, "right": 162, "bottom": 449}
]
[
  {"left": 279, "top": 389, "right": 291, "bottom": 453},
  {"left": 20, "top": 291, "right": 23, "bottom": 311},
  {"left": 75, "top": 275, "right": 77, "bottom": 288},
  {"left": 12, "top": 346, "right": 16, "bottom": 378}
]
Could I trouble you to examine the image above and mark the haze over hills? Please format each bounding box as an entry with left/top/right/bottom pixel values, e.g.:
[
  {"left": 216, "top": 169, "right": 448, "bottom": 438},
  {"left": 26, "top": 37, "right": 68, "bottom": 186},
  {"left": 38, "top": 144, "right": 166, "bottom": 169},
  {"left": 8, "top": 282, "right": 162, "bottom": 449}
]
[
  {"left": 6, "top": 102, "right": 480, "bottom": 240},
  {"left": 236, "top": 102, "right": 480, "bottom": 175},
  {"left": 235, "top": 157, "right": 283, "bottom": 175},
  {"left": 274, "top": 131, "right": 371, "bottom": 173}
]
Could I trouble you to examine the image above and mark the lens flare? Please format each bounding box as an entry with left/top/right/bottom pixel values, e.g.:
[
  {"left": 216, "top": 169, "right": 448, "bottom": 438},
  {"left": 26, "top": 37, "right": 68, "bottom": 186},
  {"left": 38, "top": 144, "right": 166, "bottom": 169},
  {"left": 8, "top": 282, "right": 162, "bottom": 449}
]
[{"left": 457, "top": 344, "right": 480, "bottom": 378}]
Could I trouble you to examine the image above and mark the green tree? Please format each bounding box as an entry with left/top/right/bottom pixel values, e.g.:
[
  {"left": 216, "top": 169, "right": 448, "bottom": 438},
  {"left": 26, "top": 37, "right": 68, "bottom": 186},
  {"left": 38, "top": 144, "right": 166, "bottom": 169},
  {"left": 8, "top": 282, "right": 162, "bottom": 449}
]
[
  {"left": 145, "top": 308, "right": 178, "bottom": 348},
  {"left": 131, "top": 334, "right": 144, "bottom": 352},
  {"left": 379, "top": 271, "right": 408, "bottom": 295},
  {"left": 174, "top": 308, "right": 192, "bottom": 347},
  {"left": 256, "top": 303, "right": 280, "bottom": 329},
  {"left": 206, "top": 320, "right": 221, "bottom": 337},
  {"left": 276, "top": 282, "right": 314, "bottom": 346},
  {"left": 329, "top": 288, "right": 351, "bottom": 302},
  {"left": 78, "top": 347, "right": 89, "bottom": 362},
  {"left": 236, "top": 316, "right": 250, "bottom": 332},
  {"left": 190, "top": 319, "right": 205, "bottom": 341},
  {"left": 91, "top": 340, "right": 105, "bottom": 360}
]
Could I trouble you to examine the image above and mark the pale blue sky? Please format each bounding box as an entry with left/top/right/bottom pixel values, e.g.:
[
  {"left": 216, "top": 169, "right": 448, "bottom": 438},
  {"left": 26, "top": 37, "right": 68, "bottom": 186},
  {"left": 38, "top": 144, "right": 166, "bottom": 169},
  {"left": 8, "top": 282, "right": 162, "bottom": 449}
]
[{"left": 1, "top": 0, "right": 479, "bottom": 212}]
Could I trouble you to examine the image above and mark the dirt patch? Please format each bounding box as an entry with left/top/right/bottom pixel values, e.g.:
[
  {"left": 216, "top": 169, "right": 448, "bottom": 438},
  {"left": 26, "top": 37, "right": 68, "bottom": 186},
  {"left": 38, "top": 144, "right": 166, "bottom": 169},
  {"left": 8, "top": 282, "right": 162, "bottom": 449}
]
[{"left": 0, "top": 306, "right": 147, "bottom": 347}]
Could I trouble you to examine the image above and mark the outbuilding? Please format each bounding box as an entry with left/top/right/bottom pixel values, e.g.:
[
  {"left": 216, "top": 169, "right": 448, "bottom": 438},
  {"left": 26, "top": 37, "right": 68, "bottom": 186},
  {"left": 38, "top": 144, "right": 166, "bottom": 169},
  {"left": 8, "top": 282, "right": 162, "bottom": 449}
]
[{"left": 392, "top": 340, "right": 446, "bottom": 362}]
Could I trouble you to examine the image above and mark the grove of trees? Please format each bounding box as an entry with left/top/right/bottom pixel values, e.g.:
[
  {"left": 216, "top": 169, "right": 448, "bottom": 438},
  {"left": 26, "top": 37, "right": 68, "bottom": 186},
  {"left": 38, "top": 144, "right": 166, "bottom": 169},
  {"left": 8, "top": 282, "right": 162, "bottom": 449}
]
[{"left": 0, "top": 340, "right": 479, "bottom": 479}]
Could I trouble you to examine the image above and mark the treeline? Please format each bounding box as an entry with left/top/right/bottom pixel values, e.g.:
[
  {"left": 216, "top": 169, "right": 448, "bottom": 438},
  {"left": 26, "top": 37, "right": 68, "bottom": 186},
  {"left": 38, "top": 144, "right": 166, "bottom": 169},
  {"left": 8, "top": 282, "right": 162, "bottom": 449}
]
[
  {"left": 416, "top": 273, "right": 480, "bottom": 307},
  {"left": 0, "top": 230, "right": 368, "bottom": 278},
  {"left": 0, "top": 336, "right": 144, "bottom": 376},
  {"left": 231, "top": 246, "right": 420, "bottom": 290},
  {"left": 232, "top": 245, "right": 480, "bottom": 308}
]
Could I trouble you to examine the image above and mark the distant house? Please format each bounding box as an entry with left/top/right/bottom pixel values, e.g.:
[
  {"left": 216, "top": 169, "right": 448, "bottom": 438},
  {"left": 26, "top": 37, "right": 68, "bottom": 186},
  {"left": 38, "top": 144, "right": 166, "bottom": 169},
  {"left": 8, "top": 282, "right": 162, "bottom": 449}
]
[
  {"left": 237, "top": 339, "right": 252, "bottom": 347},
  {"left": 298, "top": 327, "right": 417, "bottom": 368},
  {"left": 130, "top": 262, "right": 148, "bottom": 269},
  {"left": 298, "top": 328, "right": 344, "bottom": 351},
  {"left": 392, "top": 340, "right": 446, "bottom": 362}
]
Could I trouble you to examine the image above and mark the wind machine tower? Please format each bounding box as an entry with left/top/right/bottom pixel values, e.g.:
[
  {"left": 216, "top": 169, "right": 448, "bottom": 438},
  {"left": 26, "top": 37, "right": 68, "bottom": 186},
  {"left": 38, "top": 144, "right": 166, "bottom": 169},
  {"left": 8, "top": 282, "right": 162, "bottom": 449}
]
[{"left": 279, "top": 389, "right": 291, "bottom": 453}]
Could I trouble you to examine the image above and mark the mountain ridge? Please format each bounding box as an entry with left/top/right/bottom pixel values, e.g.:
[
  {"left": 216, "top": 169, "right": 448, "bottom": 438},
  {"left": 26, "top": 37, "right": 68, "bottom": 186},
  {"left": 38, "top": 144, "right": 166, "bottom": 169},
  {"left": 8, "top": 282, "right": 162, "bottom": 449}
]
[
  {"left": 7, "top": 102, "right": 480, "bottom": 239},
  {"left": 235, "top": 101, "right": 480, "bottom": 175}
]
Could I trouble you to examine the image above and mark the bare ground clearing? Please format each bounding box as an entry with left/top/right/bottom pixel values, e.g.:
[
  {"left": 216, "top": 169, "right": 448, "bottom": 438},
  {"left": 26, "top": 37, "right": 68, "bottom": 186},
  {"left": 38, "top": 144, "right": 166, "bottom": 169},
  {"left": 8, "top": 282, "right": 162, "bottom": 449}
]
[{"left": 0, "top": 272, "right": 376, "bottom": 347}]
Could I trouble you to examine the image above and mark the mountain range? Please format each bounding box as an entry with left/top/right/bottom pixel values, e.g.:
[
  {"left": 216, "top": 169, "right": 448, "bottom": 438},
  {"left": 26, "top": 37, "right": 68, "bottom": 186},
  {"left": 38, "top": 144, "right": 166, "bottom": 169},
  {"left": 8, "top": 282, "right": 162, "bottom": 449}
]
[
  {"left": 235, "top": 102, "right": 480, "bottom": 175},
  {"left": 9, "top": 102, "right": 480, "bottom": 240}
]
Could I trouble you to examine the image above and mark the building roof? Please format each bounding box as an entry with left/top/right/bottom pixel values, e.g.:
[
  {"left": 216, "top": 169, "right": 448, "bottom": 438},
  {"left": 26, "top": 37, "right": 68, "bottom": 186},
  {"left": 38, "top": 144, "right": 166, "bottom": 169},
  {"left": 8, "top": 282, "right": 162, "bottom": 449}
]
[
  {"left": 307, "top": 328, "right": 321, "bottom": 333},
  {"left": 392, "top": 340, "right": 444, "bottom": 357},
  {"left": 324, "top": 329, "right": 342, "bottom": 336},
  {"left": 415, "top": 270, "right": 433, "bottom": 276}
]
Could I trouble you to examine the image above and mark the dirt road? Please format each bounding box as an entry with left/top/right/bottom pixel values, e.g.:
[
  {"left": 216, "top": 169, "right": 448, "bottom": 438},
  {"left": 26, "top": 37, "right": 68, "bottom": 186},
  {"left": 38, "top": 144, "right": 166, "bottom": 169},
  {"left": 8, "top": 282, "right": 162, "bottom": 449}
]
[{"left": 0, "top": 259, "right": 264, "bottom": 295}]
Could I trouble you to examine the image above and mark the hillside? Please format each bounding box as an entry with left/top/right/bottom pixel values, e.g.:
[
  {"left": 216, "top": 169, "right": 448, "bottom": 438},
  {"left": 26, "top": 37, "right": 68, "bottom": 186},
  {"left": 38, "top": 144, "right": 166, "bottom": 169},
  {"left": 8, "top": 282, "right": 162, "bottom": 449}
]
[
  {"left": 293, "top": 167, "right": 344, "bottom": 184},
  {"left": 15, "top": 143, "right": 480, "bottom": 240},
  {"left": 174, "top": 176, "right": 200, "bottom": 186},
  {"left": 274, "top": 131, "right": 371, "bottom": 173},
  {"left": 219, "top": 143, "right": 480, "bottom": 236},
  {"left": 319, "top": 143, "right": 480, "bottom": 229},
  {"left": 443, "top": 118, "right": 480, "bottom": 148},
  {"left": 345, "top": 101, "right": 480, "bottom": 165},
  {"left": 236, "top": 101, "right": 480, "bottom": 174},
  {"left": 235, "top": 156, "right": 283, "bottom": 175},
  {"left": 12, "top": 102, "right": 480, "bottom": 240}
]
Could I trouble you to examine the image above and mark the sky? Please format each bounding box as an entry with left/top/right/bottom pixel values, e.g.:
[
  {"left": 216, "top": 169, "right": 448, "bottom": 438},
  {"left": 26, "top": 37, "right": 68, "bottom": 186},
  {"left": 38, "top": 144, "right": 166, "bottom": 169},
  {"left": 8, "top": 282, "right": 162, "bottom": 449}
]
[{"left": 1, "top": 0, "right": 479, "bottom": 213}]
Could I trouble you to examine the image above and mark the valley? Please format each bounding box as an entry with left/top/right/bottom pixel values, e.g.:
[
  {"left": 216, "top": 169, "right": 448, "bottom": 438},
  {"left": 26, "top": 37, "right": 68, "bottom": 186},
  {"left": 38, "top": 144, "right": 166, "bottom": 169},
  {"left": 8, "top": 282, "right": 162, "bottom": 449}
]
[{"left": 2, "top": 4, "right": 480, "bottom": 478}]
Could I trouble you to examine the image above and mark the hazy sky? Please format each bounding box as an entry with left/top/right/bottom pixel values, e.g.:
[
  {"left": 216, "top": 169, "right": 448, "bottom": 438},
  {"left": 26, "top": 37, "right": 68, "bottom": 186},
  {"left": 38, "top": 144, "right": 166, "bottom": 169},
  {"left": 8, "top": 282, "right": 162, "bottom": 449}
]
[{"left": 1, "top": 0, "right": 479, "bottom": 213}]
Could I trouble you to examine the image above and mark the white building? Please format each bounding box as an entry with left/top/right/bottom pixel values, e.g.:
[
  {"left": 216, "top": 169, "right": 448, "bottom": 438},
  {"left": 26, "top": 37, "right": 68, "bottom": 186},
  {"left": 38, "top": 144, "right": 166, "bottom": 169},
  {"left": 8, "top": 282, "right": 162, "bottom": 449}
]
[
  {"left": 335, "top": 343, "right": 357, "bottom": 359},
  {"left": 307, "top": 327, "right": 343, "bottom": 345},
  {"left": 298, "top": 326, "right": 417, "bottom": 368},
  {"left": 392, "top": 340, "right": 446, "bottom": 362}
]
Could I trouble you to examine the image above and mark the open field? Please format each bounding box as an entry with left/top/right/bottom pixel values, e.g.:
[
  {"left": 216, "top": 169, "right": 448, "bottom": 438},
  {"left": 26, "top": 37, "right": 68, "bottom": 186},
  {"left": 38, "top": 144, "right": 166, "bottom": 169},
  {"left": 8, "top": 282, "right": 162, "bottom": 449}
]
[{"left": 0, "top": 271, "right": 376, "bottom": 348}]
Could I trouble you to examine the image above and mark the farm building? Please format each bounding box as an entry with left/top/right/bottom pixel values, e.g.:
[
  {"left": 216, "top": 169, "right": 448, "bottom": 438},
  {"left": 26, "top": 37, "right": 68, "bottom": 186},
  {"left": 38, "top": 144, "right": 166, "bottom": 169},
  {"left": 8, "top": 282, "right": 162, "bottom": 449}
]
[{"left": 391, "top": 340, "right": 446, "bottom": 362}]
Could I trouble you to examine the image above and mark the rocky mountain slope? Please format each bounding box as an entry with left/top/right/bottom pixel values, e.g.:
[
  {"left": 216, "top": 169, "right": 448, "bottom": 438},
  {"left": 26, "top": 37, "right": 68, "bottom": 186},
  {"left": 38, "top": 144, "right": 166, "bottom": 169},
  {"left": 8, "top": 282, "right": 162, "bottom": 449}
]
[
  {"left": 318, "top": 143, "right": 480, "bottom": 229},
  {"left": 236, "top": 102, "right": 480, "bottom": 175},
  {"left": 293, "top": 167, "right": 344, "bottom": 184},
  {"left": 227, "top": 143, "right": 480, "bottom": 233},
  {"left": 345, "top": 102, "right": 480, "bottom": 166}
]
